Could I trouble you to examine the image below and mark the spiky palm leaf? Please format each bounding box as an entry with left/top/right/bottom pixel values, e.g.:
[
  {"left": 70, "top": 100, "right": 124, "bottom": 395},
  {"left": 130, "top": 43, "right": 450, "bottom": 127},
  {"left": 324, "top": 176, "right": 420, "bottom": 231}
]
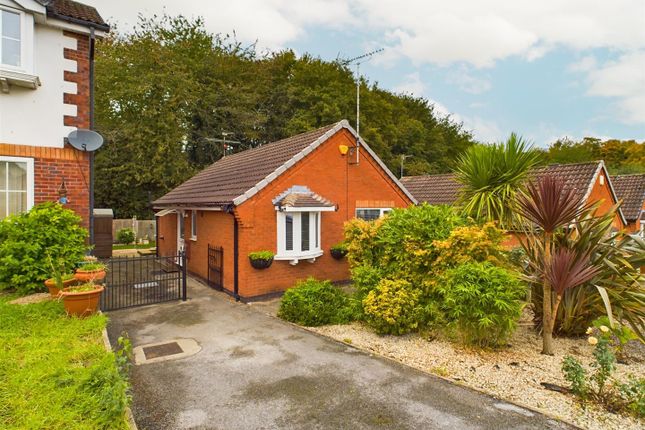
[{"left": 456, "top": 133, "right": 541, "bottom": 228}]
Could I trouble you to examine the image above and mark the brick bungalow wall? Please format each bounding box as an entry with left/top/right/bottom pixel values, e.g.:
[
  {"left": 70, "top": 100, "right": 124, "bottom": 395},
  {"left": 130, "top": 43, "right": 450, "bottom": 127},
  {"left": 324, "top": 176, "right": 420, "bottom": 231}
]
[
  {"left": 159, "top": 129, "right": 413, "bottom": 298},
  {"left": 0, "top": 30, "right": 91, "bottom": 228}
]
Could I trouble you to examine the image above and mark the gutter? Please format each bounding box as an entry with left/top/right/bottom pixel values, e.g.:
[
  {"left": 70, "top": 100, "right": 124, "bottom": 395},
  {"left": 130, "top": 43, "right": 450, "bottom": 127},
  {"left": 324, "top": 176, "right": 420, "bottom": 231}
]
[
  {"left": 224, "top": 205, "right": 240, "bottom": 301},
  {"left": 47, "top": 12, "right": 110, "bottom": 32}
]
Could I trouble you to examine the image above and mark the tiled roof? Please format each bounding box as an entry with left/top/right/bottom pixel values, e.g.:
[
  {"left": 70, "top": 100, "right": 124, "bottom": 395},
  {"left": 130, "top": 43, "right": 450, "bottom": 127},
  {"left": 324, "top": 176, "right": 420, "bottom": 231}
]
[
  {"left": 402, "top": 162, "right": 604, "bottom": 206},
  {"left": 154, "top": 123, "right": 341, "bottom": 208},
  {"left": 43, "top": 0, "right": 108, "bottom": 30},
  {"left": 273, "top": 186, "right": 335, "bottom": 209},
  {"left": 613, "top": 174, "right": 645, "bottom": 221},
  {"left": 400, "top": 173, "right": 461, "bottom": 205}
]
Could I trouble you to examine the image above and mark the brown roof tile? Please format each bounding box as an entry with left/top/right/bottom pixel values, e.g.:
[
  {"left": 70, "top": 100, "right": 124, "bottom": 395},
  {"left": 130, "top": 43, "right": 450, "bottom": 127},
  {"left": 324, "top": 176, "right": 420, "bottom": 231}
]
[
  {"left": 400, "top": 173, "right": 461, "bottom": 205},
  {"left": 45, "top": 0, "right": 108, "bottom": 30},
  {"left": 613, "top": 174, "right": 645, "bottom": 221},
  {"left": 402, "top": 162, "right": 604, "bottom": 206},
  {"left": 273, "top": 186, "right": 335, "bottom": 209},
  {"left": 154, "top": 123, "right": 341, "bottom": 208}
]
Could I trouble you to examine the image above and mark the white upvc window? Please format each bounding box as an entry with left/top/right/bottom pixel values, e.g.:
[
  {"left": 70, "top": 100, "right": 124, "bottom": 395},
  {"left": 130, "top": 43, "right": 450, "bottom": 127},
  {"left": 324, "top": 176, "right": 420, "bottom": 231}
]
[
  {"left": 0, "top": 156, "right": 34, "bottom": 219},
  {"left": 1, "top": 8, "right": 21, "bottom": 68},
  {"left": 355, "top": 207, "right": 392, "bottom": 221},
  {"left": 276, "top": 211, "right": 322, "bottom": 263},
  {"left": 191, "top": 210, "right": 197, "bottom": 240}
]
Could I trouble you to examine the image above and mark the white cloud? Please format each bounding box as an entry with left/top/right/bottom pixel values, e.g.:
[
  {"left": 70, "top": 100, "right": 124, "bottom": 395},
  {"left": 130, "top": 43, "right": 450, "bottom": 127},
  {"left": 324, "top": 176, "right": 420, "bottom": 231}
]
[
  {"left": 585, "top": 51, "right": 645, "bottom": 124},
  {"left": 447, "top": 66, "right": 491, "bottom": 94},
  {"left": 392, "top": 72, "right": 426, "bottom": 95},
  {"left": 461, "top": 116, "right": 504, "bottom": 143}
]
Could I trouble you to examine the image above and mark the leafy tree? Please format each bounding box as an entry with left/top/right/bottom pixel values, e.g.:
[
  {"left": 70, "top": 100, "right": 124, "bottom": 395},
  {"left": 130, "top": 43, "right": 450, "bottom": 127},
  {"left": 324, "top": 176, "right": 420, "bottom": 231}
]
[{"left": 545, "top": 137, "right": 645, "bottom": 174}]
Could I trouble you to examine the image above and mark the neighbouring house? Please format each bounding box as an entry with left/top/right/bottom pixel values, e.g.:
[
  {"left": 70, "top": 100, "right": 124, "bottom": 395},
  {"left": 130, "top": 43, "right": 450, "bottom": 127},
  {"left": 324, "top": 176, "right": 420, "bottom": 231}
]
[
  {"left": 0, "top": 0, "right": 108, "bottom": 228},
  {"left": 153, "top": 120, "right": 416, "bottom": 300},
  {"left": 401, "top": 161, "right": 627, "bottom": 232},
  {"left": 612, "top": 173, "right": 645, "bottom": 236}
]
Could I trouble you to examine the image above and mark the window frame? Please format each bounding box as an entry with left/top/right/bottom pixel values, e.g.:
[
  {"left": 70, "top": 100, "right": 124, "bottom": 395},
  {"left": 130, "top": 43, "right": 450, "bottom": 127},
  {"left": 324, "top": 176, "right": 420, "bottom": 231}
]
[
  {"left": 0, "top": 6, "right": 25, "bottom": 71},
  {"left": 276, "top": 210, "right": 323, "bottom": 261},
  {"left": 355, "top": 207, "right": 392, "bottom": 221},
  {"left": 190, "top": 210, "right": 197, "bottom": 240},
  {"left": 0, "top": 155, "right": 34, "bottom": 219}
]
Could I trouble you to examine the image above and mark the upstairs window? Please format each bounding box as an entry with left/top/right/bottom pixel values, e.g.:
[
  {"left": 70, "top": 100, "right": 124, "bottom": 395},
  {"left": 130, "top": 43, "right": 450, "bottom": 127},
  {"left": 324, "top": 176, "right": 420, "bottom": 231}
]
[
  {"left": 356, "top": 208, "right": 392, "bottom": 221},
  {"left": 0, "top": 156, "right": 33, "bottom": 219},
  {"left": 1, "top": 9, "right": 21, "bottom": 67}
]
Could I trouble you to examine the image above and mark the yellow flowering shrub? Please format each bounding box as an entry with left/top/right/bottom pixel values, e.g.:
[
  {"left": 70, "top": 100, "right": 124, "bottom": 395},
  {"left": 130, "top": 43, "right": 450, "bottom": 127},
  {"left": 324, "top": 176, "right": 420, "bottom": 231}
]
[
  {"left": 362, "top": 279, "right": 423, "bottom": 335},
  {"left": 344, "top": 217, "right": 384, "bottom": 267}
]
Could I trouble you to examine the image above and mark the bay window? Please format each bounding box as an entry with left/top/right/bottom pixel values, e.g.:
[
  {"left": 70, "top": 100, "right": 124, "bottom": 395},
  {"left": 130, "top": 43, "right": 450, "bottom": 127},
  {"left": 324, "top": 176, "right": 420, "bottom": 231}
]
[
  {"left": 276, "top": 211, "right": 322, "bottom": 262},
  {"left": 0, "top": 156, "right": 34, "bottom": 219}
]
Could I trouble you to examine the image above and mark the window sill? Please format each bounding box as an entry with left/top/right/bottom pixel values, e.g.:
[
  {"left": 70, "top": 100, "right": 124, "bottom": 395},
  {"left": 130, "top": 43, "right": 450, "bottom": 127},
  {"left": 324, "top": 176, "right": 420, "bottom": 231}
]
[
  {"left": 274, "top": 250, "right": 324, "bottom": 265},
  {"left": 0, "top": 69, "right": 40, "bottom": 93},
  {"left": 190, "top": 236, "right": 197, "bottom": 242}
]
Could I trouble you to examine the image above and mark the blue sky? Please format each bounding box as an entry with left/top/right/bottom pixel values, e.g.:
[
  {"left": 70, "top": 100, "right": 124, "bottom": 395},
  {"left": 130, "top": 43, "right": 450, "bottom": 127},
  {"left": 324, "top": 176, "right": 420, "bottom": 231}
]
[{"left": 86, "top": 0, "right": 645, "bottom": 147}]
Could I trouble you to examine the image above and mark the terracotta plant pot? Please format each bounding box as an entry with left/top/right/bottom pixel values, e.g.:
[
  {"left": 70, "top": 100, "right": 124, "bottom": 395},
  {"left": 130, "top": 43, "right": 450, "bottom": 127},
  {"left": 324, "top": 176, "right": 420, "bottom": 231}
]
[
  {"left": 74, "top": 269, "right": 106, "bottom": 283},
  {"left": 44, "top": 277, "right": 77, "bottom": 298},
  {"left": 330, "top": 248, "right": 348, "bottom": 260},
  {"left": 61, "top": 285, "right": 104, "bottom": 317},
  {"left": 249, "top": 257, "right": 273, "bottom": 269}
]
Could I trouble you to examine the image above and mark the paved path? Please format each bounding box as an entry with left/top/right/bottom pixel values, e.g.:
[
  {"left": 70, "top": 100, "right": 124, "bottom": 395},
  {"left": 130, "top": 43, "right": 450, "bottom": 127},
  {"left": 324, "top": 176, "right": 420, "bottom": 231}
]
[{"left": 107, "top": 278, "right": 572, "bottom": 430}]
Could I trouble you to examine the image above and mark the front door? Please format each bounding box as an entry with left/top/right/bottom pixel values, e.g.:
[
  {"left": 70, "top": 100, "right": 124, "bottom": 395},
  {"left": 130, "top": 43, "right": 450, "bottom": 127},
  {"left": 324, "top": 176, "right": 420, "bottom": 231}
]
[{"left": 177, "top": 212, "right": 185, "bottom": 265}]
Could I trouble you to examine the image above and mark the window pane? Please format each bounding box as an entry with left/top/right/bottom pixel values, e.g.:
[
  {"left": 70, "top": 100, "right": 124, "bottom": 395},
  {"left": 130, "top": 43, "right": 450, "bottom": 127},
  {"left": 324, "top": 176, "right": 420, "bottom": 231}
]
[
  {"left": 8, "top": 191, "right": 26, "bottom": 216},
  {"left": 0, "top": 162, "right": 5, "bottom": 189},
  {"left": 314, "top": 212, "right": 319, "bottom": 248},
  {"left": 2, "top": 38, "right": 20, "bottom": 66},
  {"left": 301, "top": 212, "right": 310, "bottom": 251},
  {"left": 8, "top": 162, "right": 26, "bottom": 190},
  {"left": 2, "top": 11, "right": 20, "bottom": 39},
  {"left": 0, "top": 191, "right": 5, "bottom": 217},
  {"left": 191, "top": 211, "right": 197, "bottom": 237},
  {"left": 356, "top": 209, "right": 381, "bottom": 221},
  {"left": 285, "top": 214, "right": 293, "bottom": 251}
]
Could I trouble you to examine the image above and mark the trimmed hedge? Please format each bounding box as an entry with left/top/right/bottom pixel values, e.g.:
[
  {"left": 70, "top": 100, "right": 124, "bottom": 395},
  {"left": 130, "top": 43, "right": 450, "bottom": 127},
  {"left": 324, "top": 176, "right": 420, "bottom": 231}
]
[{"left": 278, "top": 278, "right": 357, "bottom": 326}]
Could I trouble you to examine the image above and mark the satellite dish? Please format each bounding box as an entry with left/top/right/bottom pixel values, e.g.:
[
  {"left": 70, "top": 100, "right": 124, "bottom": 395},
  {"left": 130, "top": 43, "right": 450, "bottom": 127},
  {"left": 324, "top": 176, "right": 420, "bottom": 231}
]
[{"left": 67, "top": 129, "right": 104, "bottom": 152}]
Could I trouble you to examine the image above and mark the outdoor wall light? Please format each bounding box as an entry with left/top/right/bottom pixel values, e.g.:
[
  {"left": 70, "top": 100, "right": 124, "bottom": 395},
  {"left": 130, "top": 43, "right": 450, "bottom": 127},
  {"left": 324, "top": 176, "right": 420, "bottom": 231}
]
[{"left": 338, "top": 144, "right": 349, "bottom": 155}]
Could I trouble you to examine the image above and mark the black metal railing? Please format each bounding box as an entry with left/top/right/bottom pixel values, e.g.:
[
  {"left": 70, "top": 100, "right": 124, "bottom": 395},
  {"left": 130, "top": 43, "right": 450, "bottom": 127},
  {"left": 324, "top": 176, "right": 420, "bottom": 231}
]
[
  {"left": 207, "top": 245, "right": 224, "bottom": 291},
  {"left": 100, "top": 252, "right": 186, "bottom": 311}
]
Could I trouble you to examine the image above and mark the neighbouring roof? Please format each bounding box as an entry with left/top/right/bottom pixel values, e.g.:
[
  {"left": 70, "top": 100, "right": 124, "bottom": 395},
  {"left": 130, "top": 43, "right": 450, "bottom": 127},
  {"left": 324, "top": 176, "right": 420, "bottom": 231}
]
[
  {"left": 400, "top": 173, "right": 461, "bottom": 205},
  {"left": 401, "top": 161, "right": 627, "bottom": 225},
  {"left": 39, "top": 0, "right": 109, "bottom": 31},
  {"left": 273, "top": 186, "right": 335, "bottom": 209},
  {"left": 613, "top": 174, "right": 645, "bottom": 222},
  {"left": 154, "top": 120, "right": 416, "bottom": 209}
]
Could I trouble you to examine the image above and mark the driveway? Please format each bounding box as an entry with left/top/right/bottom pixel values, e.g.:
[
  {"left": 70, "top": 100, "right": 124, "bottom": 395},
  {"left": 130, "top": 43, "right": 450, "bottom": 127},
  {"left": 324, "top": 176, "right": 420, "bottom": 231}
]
[{"left": 107, "top": 278, "right": 572, "bottom": 430}]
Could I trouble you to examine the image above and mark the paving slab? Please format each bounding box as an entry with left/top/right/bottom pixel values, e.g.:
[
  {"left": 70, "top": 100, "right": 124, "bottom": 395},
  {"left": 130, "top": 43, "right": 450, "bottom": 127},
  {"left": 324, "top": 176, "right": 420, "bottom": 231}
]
[{"left": 107, "top": 278, "right": 574, "bottom": 430}]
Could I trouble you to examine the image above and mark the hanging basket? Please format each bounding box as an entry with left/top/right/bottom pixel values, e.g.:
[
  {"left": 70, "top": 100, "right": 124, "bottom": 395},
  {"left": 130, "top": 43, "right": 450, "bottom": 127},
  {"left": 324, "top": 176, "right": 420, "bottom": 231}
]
[
  {"left": 330, "top": 248, "right": 348, "bottom": 260},
  {"left": 249, "top": 257, "right": 273, "bottom": 270}
]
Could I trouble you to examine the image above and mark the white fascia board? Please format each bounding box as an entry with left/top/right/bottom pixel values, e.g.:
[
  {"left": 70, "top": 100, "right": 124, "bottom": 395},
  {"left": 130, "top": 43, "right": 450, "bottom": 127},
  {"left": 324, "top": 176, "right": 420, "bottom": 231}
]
[
  {"left": 11, "top": 0, "right": 45, "bottom": 15},
  {"left": 280, "top": 206, "right": 336, "bottom": 212}
]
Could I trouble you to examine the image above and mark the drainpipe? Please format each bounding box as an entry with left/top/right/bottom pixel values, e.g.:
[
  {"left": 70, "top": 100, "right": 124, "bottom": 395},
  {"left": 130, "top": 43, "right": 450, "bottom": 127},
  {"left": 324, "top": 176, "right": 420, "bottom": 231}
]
[
  {"left": 224, "top": 205, "right": 240, "bottom": 301},
  {"left": 88, "top": 27, "right": 96, "bottom": 245}
]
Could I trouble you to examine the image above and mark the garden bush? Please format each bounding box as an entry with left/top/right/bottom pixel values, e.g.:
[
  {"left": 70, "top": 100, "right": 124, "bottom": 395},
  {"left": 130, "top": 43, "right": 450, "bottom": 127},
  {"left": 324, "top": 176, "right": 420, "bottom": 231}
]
[
  {"left": 0, "top": 202, "right": 88, "bottom": 295},
  {"left": 350, "top": 264, "right": 383, "bottom": 299},
  {"left": 116, "top": 228, "right": 136, "bottom": 244},
  {"left": 278, "top": 278, "right": 357, "bottom": 326},
  {"left": 439, "top": 262, "right": 525, "bottom": 347},
  {"left": 362, "top": 279, "right": 423, "bottom": 335}
]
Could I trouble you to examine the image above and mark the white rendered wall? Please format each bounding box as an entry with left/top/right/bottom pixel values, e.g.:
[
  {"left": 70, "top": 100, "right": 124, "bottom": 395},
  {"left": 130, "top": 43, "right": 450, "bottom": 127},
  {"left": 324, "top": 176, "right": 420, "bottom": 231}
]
[{"left": 0, "top": 23, "right": 78, "bottom": 148}]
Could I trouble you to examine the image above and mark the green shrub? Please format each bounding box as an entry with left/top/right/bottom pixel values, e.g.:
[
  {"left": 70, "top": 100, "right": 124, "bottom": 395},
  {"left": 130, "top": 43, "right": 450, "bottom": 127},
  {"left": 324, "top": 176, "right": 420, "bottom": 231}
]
[
  {"left": 248, "top": 250, "right": 274, "bottom": 260},
  {"left": 0, "top": 202, "right": 88, "bottom": 295},
  {"left": 351, "top": 264, "right": 383, "bottom": 299},
  {"left": 363, "top": 279, "right": 423, "bottom": 335},
  {"left": 439, "top": 262, "right": 525, "bottom": 347},
  {"left": 116, "top": 228, "right": 135, "bottom": 244},
  {"left": 619, "top": 376, "right": 645, "bottom": 418},
  {"left": 278, "top": 278, "right": 356, "bottom": 326}
]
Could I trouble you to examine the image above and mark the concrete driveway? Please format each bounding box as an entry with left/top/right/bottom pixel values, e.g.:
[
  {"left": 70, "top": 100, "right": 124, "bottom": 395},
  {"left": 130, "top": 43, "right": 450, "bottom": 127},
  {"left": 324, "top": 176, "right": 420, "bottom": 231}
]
[{"left": 107, "top": 278, "right": 572, "bottom": 430}]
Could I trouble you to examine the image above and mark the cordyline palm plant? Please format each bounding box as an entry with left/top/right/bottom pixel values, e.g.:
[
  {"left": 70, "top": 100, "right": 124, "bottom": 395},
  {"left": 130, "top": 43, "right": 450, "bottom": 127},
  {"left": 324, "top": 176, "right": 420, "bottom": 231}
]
[
  {"left": 516, "top": 175, "right": 595, "bottom": 355},
  {"left": 456, "top": 133, "right": 542, "bottom": 229}
]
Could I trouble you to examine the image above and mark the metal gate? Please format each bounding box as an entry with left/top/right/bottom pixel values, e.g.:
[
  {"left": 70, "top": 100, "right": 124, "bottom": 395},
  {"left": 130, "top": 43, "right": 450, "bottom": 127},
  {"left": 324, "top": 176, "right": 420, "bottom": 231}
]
[
  {"left": 207, "top": 245, "right": 224, "bottom": 291},
  {"left": 100, "top": 252, "right": 187, "bottom": 311}
]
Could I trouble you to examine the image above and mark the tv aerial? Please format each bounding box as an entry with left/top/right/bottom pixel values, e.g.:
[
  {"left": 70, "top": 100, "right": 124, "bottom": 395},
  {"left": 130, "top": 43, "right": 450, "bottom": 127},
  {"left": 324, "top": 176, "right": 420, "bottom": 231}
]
[{"left": 67, "top": 129, "right": 104, "bottom": 152}]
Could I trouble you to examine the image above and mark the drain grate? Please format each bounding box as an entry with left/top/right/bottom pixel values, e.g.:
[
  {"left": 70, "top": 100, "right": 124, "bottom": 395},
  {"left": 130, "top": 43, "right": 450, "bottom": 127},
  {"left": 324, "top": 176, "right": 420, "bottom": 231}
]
[{"left": 143, "top": 342, "right": 184, "bottom": 359}]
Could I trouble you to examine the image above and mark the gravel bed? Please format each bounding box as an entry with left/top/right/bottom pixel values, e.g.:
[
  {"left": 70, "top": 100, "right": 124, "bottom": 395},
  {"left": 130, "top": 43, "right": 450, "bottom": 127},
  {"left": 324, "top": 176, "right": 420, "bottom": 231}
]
[{"left": 309, "top": 318, "right": 644, "bottom": 430}]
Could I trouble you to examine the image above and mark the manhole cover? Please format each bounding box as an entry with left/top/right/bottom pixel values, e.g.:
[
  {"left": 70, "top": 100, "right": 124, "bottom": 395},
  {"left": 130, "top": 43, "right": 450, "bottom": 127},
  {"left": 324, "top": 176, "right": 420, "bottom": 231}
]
[{"left": 143, "top": 342, "right": 184, "bottom": 359}]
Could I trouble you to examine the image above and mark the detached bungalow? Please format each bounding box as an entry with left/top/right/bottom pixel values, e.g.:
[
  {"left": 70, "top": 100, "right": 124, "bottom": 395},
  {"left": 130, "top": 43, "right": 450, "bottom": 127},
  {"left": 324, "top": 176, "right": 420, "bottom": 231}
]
[
  {"left": 153, "top": 120, "right": 415, "bottom": 300},
  {"left": 613, "top": 174, "right": 645, "bottom": 236},
  {"left": 401, "top": 161, "right": 627, "bottom": 232}
]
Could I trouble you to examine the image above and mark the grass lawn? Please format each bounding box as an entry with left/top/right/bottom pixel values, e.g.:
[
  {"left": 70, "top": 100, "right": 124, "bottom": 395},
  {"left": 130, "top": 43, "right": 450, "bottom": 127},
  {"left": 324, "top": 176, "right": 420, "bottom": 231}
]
[
  {"left": 0, "top": 295, "right": 130, "bottom": 429},
  {"left": 112, "top": 242, "right": 156, "bottom": 250}
]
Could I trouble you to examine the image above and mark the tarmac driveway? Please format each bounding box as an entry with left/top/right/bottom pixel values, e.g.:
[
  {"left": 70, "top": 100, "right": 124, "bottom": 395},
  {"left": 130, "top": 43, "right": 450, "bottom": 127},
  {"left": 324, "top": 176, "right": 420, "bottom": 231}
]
[{"left": 107, "top": 278, "right": 572, "bottom": 430}]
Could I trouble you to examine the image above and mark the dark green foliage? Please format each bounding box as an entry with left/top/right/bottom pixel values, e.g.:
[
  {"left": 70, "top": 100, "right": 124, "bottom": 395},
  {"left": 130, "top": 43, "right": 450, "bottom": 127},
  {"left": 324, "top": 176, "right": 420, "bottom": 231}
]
[
  {"left": 544, "top": 137, "right": 645, "bottom": 174},
  {"left": 438, "top": 262, "right": 525, "bottom": 347},
  {"left": 116, "top": 228, "right": 135, "bottom": 244},
  {"left": 350, "top": 264, "right": 383, "bottom": 299},
  {"left": 278, "top": 278, "right": 357, "bottom": 326},
  {"left": 0, "top": 297, "right": 130, "bottom": 429},
  {"left": 95, "top": 15, "right": 475, "bottom": 218},
  {"left": 0, "top": 203, "right": 88, "bottom": 295},
  {"left": 562, "top": 356, "right": 588, "bottom": 398}
]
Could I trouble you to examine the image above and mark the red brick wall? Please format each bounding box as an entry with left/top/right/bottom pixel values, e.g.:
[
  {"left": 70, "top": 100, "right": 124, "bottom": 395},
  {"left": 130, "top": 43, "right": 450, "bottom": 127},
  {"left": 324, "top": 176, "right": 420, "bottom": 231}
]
[
  {"left": 588, "top": 170, "right": 624, "bottom": 230},
  {"left": 157, "top": 212, "right": 178, "bottom": 256},
  {"left": 63, "top": 31, "right": 90, "bottom": 129}
]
